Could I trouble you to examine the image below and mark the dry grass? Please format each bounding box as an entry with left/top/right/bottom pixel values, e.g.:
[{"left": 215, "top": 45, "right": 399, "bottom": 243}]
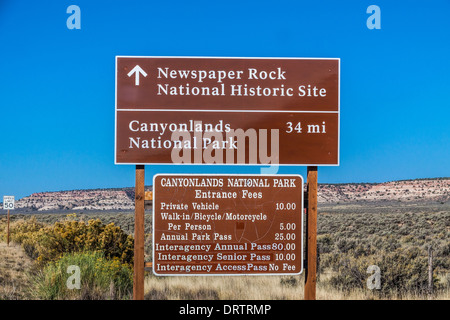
[
  {"left": 144, "top": 271, "right": 450, "bottom": 300},
  {"left": 0, "top": 242, "right": 35, "bottom": 300},
  {"left": 144, "top": 274, "right": 304, "bottom": 300}
]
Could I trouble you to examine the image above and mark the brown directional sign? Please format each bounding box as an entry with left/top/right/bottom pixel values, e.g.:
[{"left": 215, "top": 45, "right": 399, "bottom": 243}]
[
  {"left": 152, "top": 174, "right": 303, "bottom": 276},
  {"left": 115, "top": 56, "right": 339, "bottom": 166}
]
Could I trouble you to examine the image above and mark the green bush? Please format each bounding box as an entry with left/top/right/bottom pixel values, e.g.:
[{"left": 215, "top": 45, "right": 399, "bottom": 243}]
[{"left": 33, "top": 251, "right": 133, "bottom": 300}]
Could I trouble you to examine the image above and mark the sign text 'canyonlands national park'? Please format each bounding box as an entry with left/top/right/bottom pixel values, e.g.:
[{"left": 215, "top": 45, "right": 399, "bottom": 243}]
[
  {"left": 152, "top": 174, "right": 303, "bottom": 275},
  {"left": 115, "top": 56, "right": 339, "bottom": 165}
]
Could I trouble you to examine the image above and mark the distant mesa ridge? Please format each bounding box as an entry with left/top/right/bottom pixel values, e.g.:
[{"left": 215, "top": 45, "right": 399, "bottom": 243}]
[
  {"left": 10, "top": 187, "right": 150, "bottom": 212},
  {"left": 6, "top": 178, "right": 450, "bottom": 212}
]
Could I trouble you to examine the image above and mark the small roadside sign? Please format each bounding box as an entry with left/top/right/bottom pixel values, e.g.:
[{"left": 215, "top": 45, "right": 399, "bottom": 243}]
[{"left": 3, "top": 196, "right": 14, "bottom": 210}]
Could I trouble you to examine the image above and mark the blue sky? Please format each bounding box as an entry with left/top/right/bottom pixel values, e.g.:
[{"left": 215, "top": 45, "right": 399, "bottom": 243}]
[{"left": 0, "top": 0, "right": 449, "bottom": 199}]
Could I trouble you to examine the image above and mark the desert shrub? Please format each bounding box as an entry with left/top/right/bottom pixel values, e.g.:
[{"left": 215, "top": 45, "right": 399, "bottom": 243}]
[
  {"left": 352, "top": 243, "right": 374, "bottom": 257},
  {"left": 33, "top": 251, "right": 132, "bottom": 300},
  {"left": 329, "top": 247, "right": 434, "bottom": 297},
  {"left": 317, "top": 234, "right": 333, "bottom": 254},
  {"left": 3, "top": 216, "right": 46, "bottom": 244},
  {"left": 280, "top": 276, "right": 299, "bottom": 287},
  {"left": 19, "top": 217, "right": 134, "bottom": 266},
  {"left": 336, "top": 238, "right": 357, "bottom": 253},
  {"left": 329, "top": 255, "right": 368, "bottom": 290},
  {"left": 437, "top": 242, "right": 450, "bottom": 256}
]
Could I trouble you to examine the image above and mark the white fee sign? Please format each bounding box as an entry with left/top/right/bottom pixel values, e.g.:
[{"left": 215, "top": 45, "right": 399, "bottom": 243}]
[{"left": 3, "top": 196, "right": 15, "bottom": 210}]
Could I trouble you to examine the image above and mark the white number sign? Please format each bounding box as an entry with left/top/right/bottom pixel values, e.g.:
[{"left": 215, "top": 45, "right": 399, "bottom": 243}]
[{"left": 3, "top": 196, "right": 14, "bottom": 210}]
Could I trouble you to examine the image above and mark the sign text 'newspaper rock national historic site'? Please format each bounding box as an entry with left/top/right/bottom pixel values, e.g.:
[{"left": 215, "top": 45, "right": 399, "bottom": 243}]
[
  {"left": 152, "top": 174, "right": 303, "bottom": 276},
  {"left": 115, "top": 56, "right": 339, "bottom": 166}
]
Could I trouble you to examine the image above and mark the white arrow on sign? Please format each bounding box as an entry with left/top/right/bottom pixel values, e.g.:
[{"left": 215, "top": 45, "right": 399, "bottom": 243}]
[{"left": 127, "top": 65, "right": 147, "bottom": 86}]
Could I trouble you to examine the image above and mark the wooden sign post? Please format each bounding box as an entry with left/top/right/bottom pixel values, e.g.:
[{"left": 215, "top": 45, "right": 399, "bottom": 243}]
[
  {"left": 304, "top": 166, "right": 318, "bottom": 300},
  {"left": 134, "top": 165, "right": 145, "bottom": 300},
  {"left": 3, "top": 196, "right": 14, "bottom": 247},
  {"left": 7, "top": 209, "right": 10, "bottom": 247}
]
